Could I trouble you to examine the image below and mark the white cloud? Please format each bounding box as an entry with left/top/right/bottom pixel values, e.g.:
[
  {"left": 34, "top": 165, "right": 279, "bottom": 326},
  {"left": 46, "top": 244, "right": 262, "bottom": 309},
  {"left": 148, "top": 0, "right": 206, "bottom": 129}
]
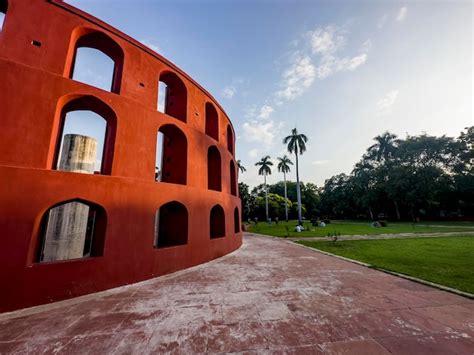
[
  {"left": 222, "top": 85, "right": 236, "bottom": 98},
  {"left": 276, "top": 56, "right": 316, "bottom": 101},
  {"left": 140, "top": 39, "right": 161, "bottom": 53},
  {"left": 312, "top": 160, "right": 330, "bottom": 165},
  {"left": 312, "top": 27, "right": 371, "bottom": 79},
  {"left": 248, "top": 148, "right": 259, "bottom": 158},
  {"left": 257, "top": 105, "right": 274, "bottom": 119},
  {"left": 377, "top": 14, "right": 388, "bottom": 29},
  {"left": 242, "top": 120, "right": 275, "bottom": 146},
  {"left": 243, "top": 24, "right": 371, "bottom": 154},
  {"left": 396, "top": 6, "right": 408, "bottom": 21},
  {"left": 376, "top": 90, "right": 399, "bottom": 116},
  {"left": 242, "top": 104, "right": 281, "bottom": 148},
  {"left": 309, "top": 26, "right": 346, "bottom": 55}
]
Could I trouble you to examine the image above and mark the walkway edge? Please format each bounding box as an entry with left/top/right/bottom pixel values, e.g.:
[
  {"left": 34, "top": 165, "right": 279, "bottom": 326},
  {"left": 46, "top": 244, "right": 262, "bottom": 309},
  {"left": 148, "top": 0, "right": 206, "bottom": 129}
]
[
  {"left": 0, "top": 244, "right": 244, "bottom": 321},
  {"left": 291, "top": 240, "right": 474, "bottom": 300}
]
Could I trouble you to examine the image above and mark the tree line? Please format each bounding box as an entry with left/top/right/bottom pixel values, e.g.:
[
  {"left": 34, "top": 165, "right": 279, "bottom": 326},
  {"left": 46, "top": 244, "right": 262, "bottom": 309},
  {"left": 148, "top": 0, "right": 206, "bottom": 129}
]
[{"left": 239, "top": 127, "right": 473, "bottom": 222}]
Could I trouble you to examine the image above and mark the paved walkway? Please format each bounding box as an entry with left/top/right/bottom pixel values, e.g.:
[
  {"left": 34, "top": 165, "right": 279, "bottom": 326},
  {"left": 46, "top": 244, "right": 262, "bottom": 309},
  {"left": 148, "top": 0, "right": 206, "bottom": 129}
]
[{"left": 0, "top": 234, "right": 473, "bottom": 354}]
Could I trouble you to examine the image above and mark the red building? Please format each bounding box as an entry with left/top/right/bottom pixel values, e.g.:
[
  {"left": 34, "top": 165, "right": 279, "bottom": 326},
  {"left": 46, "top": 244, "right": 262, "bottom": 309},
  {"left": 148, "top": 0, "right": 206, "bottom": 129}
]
[{"left": 0, "top": 0, "right": 242, "bottom": 312}]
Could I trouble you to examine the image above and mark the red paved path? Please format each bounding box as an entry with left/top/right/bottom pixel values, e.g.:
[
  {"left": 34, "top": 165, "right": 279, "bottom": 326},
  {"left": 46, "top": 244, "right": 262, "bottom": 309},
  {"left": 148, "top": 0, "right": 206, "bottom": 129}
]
[{"left": 0, "top": 234, "right": 473, "bottom": 354}]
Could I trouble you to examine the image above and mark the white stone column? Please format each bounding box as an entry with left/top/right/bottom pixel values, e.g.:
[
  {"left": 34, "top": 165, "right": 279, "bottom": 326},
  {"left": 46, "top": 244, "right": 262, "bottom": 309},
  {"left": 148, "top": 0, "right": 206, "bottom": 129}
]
[{"left": 41, "top": 134, "right": 97, "bottom": 261}]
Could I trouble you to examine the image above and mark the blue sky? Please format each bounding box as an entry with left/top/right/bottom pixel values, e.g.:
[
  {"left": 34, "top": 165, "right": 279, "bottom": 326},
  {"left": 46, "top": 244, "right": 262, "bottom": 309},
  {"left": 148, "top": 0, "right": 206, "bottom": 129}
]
[{"left": 67, "top": 0, "right": 473, "bottom": 187}]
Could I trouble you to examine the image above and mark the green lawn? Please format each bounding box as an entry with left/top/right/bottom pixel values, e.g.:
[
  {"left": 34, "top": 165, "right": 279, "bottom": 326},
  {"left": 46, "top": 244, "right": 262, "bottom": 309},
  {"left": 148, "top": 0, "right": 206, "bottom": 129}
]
[
  {"left": 247, "top": 220, "right": 472, "bottom": 238},
  {"left": 335, "top": 220, "right": 474, "bottom": 228},
  {"left": 297, "top": 236, "right": 474, "bottom": 294}
]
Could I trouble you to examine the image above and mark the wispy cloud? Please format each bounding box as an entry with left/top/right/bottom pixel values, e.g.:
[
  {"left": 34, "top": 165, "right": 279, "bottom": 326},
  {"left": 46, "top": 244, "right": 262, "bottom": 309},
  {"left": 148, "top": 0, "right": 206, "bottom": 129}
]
[
  {"left": 257, "top": 105, "right": 274, "bottom": 119},
  {"left": 310, "top": 26, "right": 370, "bottom": 80},
  {"left": 140, "top": 39, "right": 161, "bottom": 53},
  {"left": 276, "top": 56, "right": 316, "bottom": 101},
  {"left": 312, "top": 160, "right": 330, "bottom": 165},
  {"left": 221, "top": 78, "right": 246, "bottom": 99},
  {"left": 242, "top": 104, "right": 282, "bottom": 149},
  {"left": 248, "top": 148, "right": 259, "bottom": 158},
  {"left": 242, "top": 119, "right": 275, "bottom": 146},
  {"left": 377, "top": 14, "right": 388, "bottom": 29},
  {"left": 276, "top": 25, "right": 370, "bottom": 102},
  {"left": 222, "top": 85, "right": 236, "bottom": 98},
  {"left": 242, "top": 24, "right": 370, "bottom": 151},
  {"left": 396, "top": 6, "right": 408, "bottom": 21},
  {"left": 376, "top": 90, "right": 399, "bottom": 116}
]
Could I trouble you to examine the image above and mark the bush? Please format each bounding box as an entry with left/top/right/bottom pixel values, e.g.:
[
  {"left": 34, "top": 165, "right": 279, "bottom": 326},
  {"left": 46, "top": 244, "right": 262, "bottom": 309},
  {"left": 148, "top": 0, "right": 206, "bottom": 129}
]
[{"left": 323, "top": 219, "right": 331, "bottom": 224}]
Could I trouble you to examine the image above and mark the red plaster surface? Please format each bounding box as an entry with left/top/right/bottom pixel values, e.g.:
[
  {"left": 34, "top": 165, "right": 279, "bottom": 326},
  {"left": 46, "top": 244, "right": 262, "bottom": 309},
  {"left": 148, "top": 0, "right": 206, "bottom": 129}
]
[
  {"left": 0, "top": 234, "right": 472, "bottom": 354},
  {"left": 0, "top": 0, "right": 241, "bottom": 312}
]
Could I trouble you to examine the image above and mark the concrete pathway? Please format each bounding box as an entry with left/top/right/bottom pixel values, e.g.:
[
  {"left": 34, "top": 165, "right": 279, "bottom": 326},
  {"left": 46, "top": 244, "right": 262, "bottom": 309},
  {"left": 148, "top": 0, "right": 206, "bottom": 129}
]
[{"left": 0, "top": 234, "right": 473, "bottom": 354}]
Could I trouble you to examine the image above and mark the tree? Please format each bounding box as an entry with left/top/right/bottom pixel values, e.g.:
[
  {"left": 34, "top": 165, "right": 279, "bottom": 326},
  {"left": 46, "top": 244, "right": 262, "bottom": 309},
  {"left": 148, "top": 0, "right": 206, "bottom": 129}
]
[
  {"left": 255, "top": 193, "right": 292, "bottom": 220},
  {"left": 239, "top": 182, "right": 255, "bottom": 221},
  {"left": 284, "top": 128, "right": 308, "bottom": 224},
  {"left": 255, "top": 156, "right": 273, "bottom": 220},
  {"left": 277, "top": 155, "right": 293, "bottom": 221},
  {"left": 367, "top": 131, "right": 398, "bottom": 163},
  {"left": 237, "top": 160, "right": 246, "bottom": 174}
]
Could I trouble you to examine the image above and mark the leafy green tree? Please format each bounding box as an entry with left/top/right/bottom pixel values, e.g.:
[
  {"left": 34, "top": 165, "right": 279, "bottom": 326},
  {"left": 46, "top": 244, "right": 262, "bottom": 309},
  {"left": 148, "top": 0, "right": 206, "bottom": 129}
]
[
  {"left": 255, "top": 156, "right": 273, "bottom": 220},
  {"left": 284, "top": 128, "right": 308, "bottom": 224},
  {"left": 239, "top": 182, "right": 255, "bottom": 221},
  {"left": 255, "top": 193, "right": 292, "bottom": 220},
  {"left": 301, "top": 182, "right": 320, "bottom": 218},
  {"left": 277, "top": 155, "right": 293, "bottom": 221}
]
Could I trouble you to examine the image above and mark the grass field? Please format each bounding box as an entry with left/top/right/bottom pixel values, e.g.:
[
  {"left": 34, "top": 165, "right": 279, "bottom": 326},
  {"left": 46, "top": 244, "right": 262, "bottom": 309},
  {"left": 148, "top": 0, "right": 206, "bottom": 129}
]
[
  {"left": 247, "top": 220, "right": 473, "bottom": 238},
  {"left": 297, "top": 236, "right": 474, "bottom": 294},
  {"left": 335, "top": 220, "right": 474, "bottom": 228}
]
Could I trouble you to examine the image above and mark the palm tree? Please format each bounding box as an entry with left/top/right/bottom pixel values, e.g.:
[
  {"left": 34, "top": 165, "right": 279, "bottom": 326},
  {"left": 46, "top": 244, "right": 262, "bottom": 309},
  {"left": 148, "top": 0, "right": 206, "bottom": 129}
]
[
  {"left": 237, "top": 160, "right": 246, "bottom": 174},
  {"left": 255, "top": 156, "right": 273, "bottom": 220},
  {"left": 283, "top": 128, "right": 308, "bottom": 225},
  {"left": 368, "top": 131, "right": 398, "bottom": 162},
  {"left": 277, "top": 155, "right": 293, "bottom": 222}
]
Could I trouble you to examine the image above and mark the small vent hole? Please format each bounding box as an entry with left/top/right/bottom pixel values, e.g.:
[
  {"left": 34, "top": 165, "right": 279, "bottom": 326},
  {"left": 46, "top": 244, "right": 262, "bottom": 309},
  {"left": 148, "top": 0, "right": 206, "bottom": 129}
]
[{"left": 31, "top": 40, "right": 42, "bottom": 47}]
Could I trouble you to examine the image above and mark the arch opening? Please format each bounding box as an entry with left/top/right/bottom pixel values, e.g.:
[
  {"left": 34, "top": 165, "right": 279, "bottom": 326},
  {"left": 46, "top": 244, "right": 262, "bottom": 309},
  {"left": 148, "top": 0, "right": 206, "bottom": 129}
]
[
  {"left": 234, "top": 207, "right": 240, "bottom": 233},
  {"left": 69, "top": 31, "right": 124, "bottom": 93},
  {"left": 53, "top": 96, "right": 116, "bottom": 175},
  {"left": 227, "top": 125, "right": 234, "bottom": 155},
  {"left": 210, "top": 205, "right": 225, "bottom": 239},
  {"left": 37, "top": 200, "right": 106, "bottom": 263},
  {"left": 155, "top": 201, "right": 188, "bottom": 248},
  {"left": 230, "top": 161, "right": 237, "bottom": 196},
  {"left": 205, "top": 102, "right": 219, "bottom": 141},
  {"left": 158, "top": 72, "right": 187, "bottom": 123},
  {"left": 156, "top": 124, "right": 187, "bottom": 185},
  {"left": 208, "top": 146, "right": 221, "bottom": 191},
  {"left": 0, "top": 0, "right": 7, "bottom": 31}
]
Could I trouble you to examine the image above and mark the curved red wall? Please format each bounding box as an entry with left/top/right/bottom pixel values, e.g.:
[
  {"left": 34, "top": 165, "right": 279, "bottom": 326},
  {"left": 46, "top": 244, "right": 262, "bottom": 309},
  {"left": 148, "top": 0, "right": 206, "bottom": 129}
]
[{"left": 0, "top": 0, "right": 242, "bottom": 312}]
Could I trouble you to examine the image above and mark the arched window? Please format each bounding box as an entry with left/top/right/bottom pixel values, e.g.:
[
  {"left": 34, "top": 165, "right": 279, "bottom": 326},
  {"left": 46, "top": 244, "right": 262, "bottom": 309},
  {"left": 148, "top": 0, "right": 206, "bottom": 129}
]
[
  {"left": 157, "top": 71, "right": 187, "bottom": 123},
  {"left": 0, "top": 0, "right": 7, "bottom": 31},
  {"left": 227, "top": 125, "right": 234, "bottom": 155},
  {"left": 156, "top": 124, "right": 187, "bottom": 185},
  {"left": 154, "top": 201, "right": 188, "bottom": 248},
  {"left": 208, "top": 146, "right": 221, "bottom": 191},
  {"left": 37, "top": 200, "right": 106, "bottom": 262},
  {"left": 210, "top": 205, "right": 225, "bottom": 239},
  {"left": 53, "top": 96, "right": 117, "bottom": 175},
  {"left": 205, "top": 102, "right": 218, "bottom": 141},
  {"left": 230, "top": 160, "right": 237, "bottom": 196},
  {"left": 234, "top": 207, "right": 240, "bottom": 233},
  {"left": 69, "top": 30, "right": 124, "bottom": 93}
]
